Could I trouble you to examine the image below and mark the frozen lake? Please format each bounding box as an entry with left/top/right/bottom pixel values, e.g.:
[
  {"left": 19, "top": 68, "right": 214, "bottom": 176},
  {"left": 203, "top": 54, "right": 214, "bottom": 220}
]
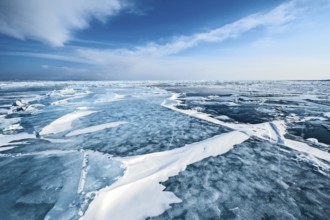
[{"left": 0, "top": 81, "right": 329, "bottom": 220}]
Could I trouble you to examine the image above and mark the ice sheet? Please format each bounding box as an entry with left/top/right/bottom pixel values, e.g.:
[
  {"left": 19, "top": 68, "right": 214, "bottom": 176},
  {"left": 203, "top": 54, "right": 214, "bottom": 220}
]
[
  {"left": 43, "top": 150, "right": 124, "bottom": 220},
  {"left": 66, "top": 122, "right": 127, "bottom": 137},
  {"left": 162, "top": 94, "right": 330, "bottom": 162},
  {"left": 1, "top": 81, "right": 329, "bottom": 220},
  {"left": 82, "top": 131, "right": 249, "bottom": 220}
]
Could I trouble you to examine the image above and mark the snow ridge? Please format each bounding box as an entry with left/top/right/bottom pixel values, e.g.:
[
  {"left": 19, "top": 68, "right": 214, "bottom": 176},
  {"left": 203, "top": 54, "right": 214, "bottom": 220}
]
[{"left": 82, "top": 131, "right": 249, "bottom": 220}]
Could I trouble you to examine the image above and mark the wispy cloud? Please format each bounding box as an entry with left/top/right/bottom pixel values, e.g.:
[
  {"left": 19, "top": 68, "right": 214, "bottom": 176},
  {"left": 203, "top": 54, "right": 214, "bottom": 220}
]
[
  {"left": 2, "top": 0, "right": 302, "bottom": 77},
  {"left": 71, "top": 1, "right": 299, "bottom": 71},
  {"left": 71, "top": 0, "right": 330, "bottom": 80},
  {"left": 81, "top": 1, "right": 298, "bottom": 58},
  {"left": 1, "top": 1, "right": 300, "bottom": 61},
  {"left": 0, "top": 0, "right": 125, "bottom": 47}
]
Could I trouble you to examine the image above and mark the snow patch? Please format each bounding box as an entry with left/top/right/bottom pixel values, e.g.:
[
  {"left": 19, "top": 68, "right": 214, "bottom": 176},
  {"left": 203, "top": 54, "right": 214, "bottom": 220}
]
[
  {"left": 40, "top": 110, "right": 97, "bottom": 135},
  {"left": 284, "top": 139, "right": 330, "bottom": 162}
]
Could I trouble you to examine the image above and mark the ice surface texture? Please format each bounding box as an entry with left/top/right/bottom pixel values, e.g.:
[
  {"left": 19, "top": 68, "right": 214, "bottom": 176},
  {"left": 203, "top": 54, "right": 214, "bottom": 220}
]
[{"left": 0, "top": 81, "right": 329, "bottom": 220}]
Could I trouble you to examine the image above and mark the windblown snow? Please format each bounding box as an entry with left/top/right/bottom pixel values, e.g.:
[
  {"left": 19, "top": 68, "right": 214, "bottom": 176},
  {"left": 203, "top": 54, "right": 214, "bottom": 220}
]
[
  {"left": 40, "top": 110, "right": 97, "bottom": 135},
  {"left": 82, "top": 131, "right": 249, "bottom": 220}
]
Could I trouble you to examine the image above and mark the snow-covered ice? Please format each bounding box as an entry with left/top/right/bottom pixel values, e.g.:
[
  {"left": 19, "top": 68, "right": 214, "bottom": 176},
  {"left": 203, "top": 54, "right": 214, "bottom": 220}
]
[
  {"left": 82, "top": 131, "right": 249, "bottom": 220},
  {"left": 40, "top": 110, "right": 97, "bottom": 135},
  {"left": 0, "top": 80, "right": 329, "bottom": 220}
]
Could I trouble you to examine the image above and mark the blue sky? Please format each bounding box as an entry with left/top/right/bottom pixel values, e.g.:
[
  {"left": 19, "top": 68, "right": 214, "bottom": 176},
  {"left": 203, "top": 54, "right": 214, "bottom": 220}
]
[{"left": 0, "top": 0, "right": 329, "bottom": 80}]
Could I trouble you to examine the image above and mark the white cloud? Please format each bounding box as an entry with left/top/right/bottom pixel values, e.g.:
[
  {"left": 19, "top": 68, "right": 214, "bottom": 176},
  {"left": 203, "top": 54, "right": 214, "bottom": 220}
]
[
  {"left": 71, "top": 0, "right": 330, "bottom": 80},
  {"left": 74, "top": 1, "right": 299, "bottom": 66},
  {"left": 105, "top": 1, "right": 298, "bottom": 57},
  {"left": 0, "top": 0, "right": 124, "bottom": 46},
  {"left": 10, "top": 0, "right": 299, "bottom": 79}
]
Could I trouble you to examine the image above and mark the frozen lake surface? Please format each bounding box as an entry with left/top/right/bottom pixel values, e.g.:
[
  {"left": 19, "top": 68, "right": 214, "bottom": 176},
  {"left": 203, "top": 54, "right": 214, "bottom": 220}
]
[{"left": 0, "top": 81, "right": 329, "bottom": 220}]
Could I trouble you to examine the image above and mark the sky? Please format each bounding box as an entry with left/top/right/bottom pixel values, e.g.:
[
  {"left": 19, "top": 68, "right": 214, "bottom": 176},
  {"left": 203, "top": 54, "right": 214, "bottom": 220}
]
[{"left": 0, "top": 0, "right": 329, "bottom": 80}]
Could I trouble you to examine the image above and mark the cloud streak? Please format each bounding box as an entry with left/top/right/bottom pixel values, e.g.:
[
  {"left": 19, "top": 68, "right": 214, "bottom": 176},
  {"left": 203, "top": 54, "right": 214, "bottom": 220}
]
[
  {"left": 72, "top": 1, "right": 299, "bottom": 72},
  {"left": 70, "top": 0, "right": 330, "bottom": 80},
  {"left": 0, "top": 0, "right": 124, "bottom": 46},
  {"left": 88, "top": 1, "right": 297, "bottom": 57}
]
